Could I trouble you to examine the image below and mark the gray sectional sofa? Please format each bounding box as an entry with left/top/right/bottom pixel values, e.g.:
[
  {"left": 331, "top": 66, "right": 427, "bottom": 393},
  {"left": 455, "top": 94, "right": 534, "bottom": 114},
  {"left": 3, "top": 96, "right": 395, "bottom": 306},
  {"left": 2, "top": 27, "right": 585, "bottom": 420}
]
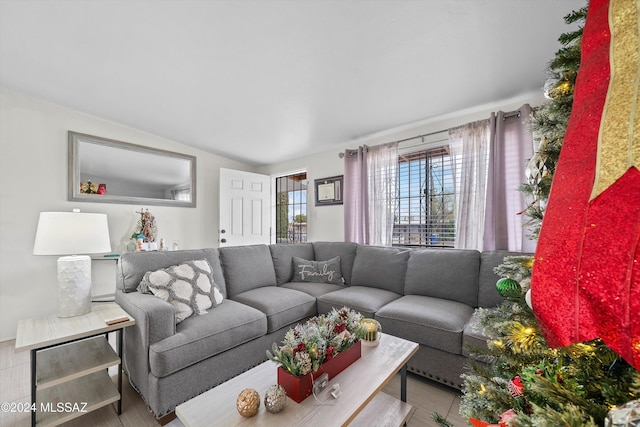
[{"left": 115, "top": 241, "right": 516, "bottom": 419}]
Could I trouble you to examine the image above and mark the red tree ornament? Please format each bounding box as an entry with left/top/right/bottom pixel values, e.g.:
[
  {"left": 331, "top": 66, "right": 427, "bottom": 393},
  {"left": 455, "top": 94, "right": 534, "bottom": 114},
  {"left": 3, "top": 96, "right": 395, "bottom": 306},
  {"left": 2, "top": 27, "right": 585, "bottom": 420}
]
[
  {"left": 508, "top": 376, "right": 524, "bottom": 397},
  {"left": 531, "top": 0, "right": 640, "bottom": 369},
  {"left": 469, "top": 418, "right": 502, "bottom": 427}
]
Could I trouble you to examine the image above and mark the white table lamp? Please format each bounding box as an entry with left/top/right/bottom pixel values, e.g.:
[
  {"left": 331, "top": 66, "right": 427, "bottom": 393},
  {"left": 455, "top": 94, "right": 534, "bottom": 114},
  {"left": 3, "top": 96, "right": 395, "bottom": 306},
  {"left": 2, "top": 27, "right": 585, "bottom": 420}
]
[{"left": 33, "top": 209, "right": 111, "bottom": 317}]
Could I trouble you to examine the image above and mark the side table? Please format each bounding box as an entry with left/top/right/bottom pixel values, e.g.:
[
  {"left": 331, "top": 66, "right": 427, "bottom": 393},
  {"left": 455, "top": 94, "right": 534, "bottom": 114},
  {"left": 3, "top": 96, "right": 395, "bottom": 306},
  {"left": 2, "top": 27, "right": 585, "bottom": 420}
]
[{"left": 15, "top": 303, "right": 135, "bottom": 426}]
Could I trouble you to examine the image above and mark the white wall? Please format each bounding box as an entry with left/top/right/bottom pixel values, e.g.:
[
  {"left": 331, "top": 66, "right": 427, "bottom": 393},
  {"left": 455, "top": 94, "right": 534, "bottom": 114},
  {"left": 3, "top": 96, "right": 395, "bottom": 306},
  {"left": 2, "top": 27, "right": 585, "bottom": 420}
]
[
  {"left": 258, "top": 90, "right": 547, "bottom": 244},
  {"left": 0, "top": 87, "right": 546, "bottom": 340},
  {"left": 0, "top": 88, "right": 254, "bottom": 340}
]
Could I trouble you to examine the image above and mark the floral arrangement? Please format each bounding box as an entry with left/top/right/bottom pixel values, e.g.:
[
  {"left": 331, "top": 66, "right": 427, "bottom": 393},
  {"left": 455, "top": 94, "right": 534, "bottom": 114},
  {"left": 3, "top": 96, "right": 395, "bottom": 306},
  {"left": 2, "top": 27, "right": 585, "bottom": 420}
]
[
  {"left": 267, "top": 307, "right": 367, "bottom": 377},
  {"left": 80, "top": 180, "right": 106, "bottom": 194}
]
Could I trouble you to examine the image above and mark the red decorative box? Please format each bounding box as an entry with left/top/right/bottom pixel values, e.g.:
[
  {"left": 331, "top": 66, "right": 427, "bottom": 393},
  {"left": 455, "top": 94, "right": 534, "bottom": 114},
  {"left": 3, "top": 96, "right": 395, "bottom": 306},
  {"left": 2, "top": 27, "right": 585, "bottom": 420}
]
[{"left": 277, "top": 340, "right": 362, "bottom": 403}]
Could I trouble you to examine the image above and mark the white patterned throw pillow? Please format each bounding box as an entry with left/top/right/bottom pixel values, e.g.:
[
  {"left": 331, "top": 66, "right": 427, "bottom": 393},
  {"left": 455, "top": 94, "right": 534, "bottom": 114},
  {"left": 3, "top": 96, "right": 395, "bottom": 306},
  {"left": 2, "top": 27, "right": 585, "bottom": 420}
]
[{"left": 139, "top": 259, "right": 224, "bottom": 323}]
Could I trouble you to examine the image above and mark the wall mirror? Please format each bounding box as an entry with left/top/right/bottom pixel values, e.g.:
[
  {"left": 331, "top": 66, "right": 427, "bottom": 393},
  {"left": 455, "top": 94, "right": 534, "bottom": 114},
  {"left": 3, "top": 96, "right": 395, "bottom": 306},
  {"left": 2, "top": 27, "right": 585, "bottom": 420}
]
[{"left": 68, "top": 131, "right": 196, "bottom": 207}]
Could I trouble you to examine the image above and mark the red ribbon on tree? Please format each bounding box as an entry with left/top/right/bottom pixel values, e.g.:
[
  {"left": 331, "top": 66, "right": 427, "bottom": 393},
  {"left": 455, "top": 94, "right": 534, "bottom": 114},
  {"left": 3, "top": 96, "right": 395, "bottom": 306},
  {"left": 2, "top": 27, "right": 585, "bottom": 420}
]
[{"left": 531, "top": 0, "right": 640, "bottom": 369}]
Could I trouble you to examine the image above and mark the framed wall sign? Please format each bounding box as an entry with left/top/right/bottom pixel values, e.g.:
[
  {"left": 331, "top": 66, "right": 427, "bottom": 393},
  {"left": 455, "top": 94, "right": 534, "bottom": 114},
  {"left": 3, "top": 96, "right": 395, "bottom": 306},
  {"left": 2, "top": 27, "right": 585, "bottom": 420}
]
[{"left": 315, "top": 175, "right": 343, "bottom": 206}]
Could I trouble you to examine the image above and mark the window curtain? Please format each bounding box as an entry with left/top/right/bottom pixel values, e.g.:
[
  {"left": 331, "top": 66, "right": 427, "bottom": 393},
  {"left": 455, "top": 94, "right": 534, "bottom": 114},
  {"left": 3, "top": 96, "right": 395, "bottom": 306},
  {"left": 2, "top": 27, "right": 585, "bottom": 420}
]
[
  {"left": 449, "top": 120, "right": 491, "bottom": 251},
  {"left": 344, "top": 142, "right": 399, "bottom": 245},
  {"left": 484, "top": 104, "right": 537, "bottom": 252},
  {"left": 344, "top": 146, "right": 369, "bottom": 244},
  {"left": 367, "top": 142, "right": 399, "bottom": 246}
]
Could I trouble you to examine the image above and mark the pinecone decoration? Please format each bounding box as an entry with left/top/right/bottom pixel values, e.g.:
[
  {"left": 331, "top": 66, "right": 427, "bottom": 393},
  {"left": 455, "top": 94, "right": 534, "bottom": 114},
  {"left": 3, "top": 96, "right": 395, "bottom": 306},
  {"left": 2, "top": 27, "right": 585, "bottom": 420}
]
[
  {"left": 264, "top": 385, "right": 286, "bottom": 414},
  {"left": 236, "top": 388, "right": 260, "bottom": 417},
  {"left": 295, "top": 351, "right": 312, "bottom": 375}
]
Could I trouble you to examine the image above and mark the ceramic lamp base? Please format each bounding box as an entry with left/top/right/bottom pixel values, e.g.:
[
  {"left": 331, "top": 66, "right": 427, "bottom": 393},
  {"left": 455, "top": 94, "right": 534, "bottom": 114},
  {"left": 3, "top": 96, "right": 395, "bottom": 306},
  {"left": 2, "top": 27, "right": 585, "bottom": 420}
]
[{"left": 57, "top": 255, "right": 92, "bottom": 317}]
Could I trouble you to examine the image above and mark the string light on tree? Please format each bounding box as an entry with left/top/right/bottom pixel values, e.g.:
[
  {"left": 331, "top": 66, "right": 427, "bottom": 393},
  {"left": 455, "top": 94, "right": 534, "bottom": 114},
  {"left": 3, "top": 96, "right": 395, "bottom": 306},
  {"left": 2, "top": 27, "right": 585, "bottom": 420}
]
[{"left": 438, "top": 4, "right": 640, "bottom": 426}]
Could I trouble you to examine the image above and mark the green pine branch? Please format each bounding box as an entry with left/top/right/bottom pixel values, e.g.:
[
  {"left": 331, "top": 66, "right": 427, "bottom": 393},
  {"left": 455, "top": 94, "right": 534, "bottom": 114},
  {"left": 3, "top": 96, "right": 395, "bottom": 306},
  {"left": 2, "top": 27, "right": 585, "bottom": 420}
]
[
  {"left": 432, "top": 413, "right": 455, "bottom": 427},
  {"left": 459, "top": 6, "right": 638, "bottom": 426}
]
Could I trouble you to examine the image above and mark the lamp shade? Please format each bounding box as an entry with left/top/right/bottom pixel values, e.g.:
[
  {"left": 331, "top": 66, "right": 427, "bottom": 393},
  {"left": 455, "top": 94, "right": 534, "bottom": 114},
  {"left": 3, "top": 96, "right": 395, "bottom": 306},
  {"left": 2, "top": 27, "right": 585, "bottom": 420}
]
[{"left": 33, "top": 211, "right": 111, "bottom": 255}]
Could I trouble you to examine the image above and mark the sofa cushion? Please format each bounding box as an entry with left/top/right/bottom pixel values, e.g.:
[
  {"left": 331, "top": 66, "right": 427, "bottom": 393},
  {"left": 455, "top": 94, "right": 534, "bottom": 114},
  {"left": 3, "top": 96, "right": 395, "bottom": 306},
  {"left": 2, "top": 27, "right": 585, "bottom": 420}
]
[
  {"left": 350, "top": 246, "right": 410, "bottom": 294},
  {"left": 292, "top": 256, "right": 344, "bottom": 285},
  {"left": 117, "top": 248, "right": 227, "bottom": 297},
  {"left": 139, "top": 259, "right": 224, "bottom": 323},
  {"left": 404, "top": 249, "right": 480, "bottom": 307},
  {"left": 312, "top": 242, "right": 358, "bottom": 285},
  {"left": 219, "top": 245, "right": 277, "bottom": 298},
  {"left": 462, "top": 310, "right": 492, "bottom": 358},
  {"left": 375, "top": 295, "right": 475, "bottom": 354},
  {"left": 269, "top": 243, "right": 315, "bottom": 285},
  {"left": 231, "top": 287, "right": 316, "bottom": 333},
  {"left": 148, "top": 300, "right": 267, "bottom": 377},
  {"left": 316, "top": 286, "right": 402, "bottom": 318},
  {"left": 281, "top": 281, "right": 345, "bottom": 298}
]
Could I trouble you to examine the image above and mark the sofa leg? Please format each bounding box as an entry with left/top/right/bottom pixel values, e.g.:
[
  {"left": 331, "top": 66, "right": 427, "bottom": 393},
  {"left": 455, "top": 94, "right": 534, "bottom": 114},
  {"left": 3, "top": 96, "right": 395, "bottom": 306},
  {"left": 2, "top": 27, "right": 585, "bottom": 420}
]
[{"left": 157, "top": 412, "right": 176, "bottom": 425}]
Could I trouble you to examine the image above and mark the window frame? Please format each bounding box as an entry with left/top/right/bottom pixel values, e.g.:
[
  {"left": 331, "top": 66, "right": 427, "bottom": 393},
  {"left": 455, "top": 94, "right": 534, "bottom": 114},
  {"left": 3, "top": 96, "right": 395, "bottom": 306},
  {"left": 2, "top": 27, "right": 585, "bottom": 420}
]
[
  {"left": 393, "top": 133, "right": 455, "bottom": 248},
  {"left": 273, "top": 170, "right": 308, "bottom": 244}
]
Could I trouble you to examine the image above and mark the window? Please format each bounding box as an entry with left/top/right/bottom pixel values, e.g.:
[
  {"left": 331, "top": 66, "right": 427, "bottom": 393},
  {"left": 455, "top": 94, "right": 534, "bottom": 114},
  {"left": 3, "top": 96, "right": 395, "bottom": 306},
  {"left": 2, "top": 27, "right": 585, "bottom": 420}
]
[
  {"left": 169, "top": 186, "right": 191, "bottom": 201},
  {"left": 393, "top": 145, "right": 455, "bottom": 247},
  {"left": 275, "top": 172, "right": 308, "bottom": 243}
]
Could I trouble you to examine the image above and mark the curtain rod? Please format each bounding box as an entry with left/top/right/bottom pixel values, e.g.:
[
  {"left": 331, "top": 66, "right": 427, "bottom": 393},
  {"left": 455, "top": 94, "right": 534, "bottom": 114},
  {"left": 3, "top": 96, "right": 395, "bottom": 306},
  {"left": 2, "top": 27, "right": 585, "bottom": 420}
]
[
  {"left": 502, "top": 110, "right": 522, "bottom": 119},
  {"left": 394, "top": 128, "right": 449, "bottom": 145},
  {"left": 339, "top": 129, "right": 448, "bottom": 158},
  {"left": 338, "top": 108, "right": 522, "bottom": 158}
]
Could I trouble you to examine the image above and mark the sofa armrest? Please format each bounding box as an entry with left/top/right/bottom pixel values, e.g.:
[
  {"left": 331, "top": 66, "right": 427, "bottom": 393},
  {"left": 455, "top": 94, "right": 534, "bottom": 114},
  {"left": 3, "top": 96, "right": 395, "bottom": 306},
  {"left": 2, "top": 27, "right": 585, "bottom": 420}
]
[
  {"left": 115, "top": 289, "right": 176, "bottom": 347},
  {"left": 115, "top": 289, "right": 175, "bottom": 402}
]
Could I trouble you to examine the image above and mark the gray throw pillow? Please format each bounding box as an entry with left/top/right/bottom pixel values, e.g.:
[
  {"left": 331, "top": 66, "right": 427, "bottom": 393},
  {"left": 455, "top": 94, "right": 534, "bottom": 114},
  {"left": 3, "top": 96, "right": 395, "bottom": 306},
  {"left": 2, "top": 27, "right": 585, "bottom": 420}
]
[
  {"left": 138, "top": 259, "right": 224, "bottom": 323},
  {"left": 292, "top": 256, "right": 344, "bottom": 285}
]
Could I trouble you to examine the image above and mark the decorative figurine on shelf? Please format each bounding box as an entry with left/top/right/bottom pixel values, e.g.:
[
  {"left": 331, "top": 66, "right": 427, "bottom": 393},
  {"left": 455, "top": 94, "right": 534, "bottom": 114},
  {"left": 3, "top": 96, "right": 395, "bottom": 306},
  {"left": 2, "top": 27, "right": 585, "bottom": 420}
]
[
  {"left": 126, "top": 238, "right": 137, "bottom": 253},
  {"left": 131, "top": 208, "right": 158, "bottom": 251}
]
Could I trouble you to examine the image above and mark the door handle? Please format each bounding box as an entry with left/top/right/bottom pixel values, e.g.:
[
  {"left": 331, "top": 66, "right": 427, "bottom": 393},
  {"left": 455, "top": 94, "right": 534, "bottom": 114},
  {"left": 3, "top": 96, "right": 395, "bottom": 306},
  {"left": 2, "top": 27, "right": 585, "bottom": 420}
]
[{"left": 220, "top": 238, "right": 227, "bottom": 243}]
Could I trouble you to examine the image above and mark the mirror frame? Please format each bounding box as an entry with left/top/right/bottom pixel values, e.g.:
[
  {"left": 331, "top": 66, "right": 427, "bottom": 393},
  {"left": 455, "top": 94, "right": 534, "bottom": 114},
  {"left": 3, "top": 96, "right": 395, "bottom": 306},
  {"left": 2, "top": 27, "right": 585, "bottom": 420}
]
[{"left": 68, "top": 131, "right": 197, "bottom": 207}]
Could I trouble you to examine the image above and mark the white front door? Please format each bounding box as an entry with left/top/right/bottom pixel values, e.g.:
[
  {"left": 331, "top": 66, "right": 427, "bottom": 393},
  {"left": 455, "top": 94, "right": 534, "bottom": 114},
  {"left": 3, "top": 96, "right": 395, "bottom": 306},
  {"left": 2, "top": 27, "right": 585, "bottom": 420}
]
[{"left": 219, "top": 168, "right": 271, "bottom": 246}]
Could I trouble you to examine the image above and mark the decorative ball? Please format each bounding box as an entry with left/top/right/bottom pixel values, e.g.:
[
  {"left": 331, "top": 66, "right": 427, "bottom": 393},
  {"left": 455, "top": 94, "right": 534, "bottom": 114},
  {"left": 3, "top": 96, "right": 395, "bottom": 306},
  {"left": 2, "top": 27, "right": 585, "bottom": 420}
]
[
  {"left": 496, "top": 277, "right": 522, "bottom": 299},
  {"left": 525, "top": 289, "right": 533, "bottom": 309},
  {"left": 236, "top": 388, "right": 260, "bottom": 417},
  {"left": 264, "top": 384, "right": 287, "bottom": 414},
  {"left": 605, "top": 398, "right": 640, "bottom": 427},
  {"left": 508, "top": 376, "right": 524, "bottom": 397}
]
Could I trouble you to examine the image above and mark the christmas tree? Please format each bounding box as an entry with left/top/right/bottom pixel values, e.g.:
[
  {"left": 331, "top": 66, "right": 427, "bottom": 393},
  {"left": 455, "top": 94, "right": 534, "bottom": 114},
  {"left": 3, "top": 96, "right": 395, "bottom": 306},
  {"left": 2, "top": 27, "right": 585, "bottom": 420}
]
[
  {"left": 435, "top": 4, "right": 640, "bottom": 426},
  {"left": 458, "top": 255, "right": 639, "bottom": 426}
]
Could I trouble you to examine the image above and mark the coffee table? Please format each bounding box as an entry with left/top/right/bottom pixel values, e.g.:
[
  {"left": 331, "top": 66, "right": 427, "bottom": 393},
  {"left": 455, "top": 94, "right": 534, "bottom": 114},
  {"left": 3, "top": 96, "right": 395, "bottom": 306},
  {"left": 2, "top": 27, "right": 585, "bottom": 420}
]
[{"left": 176, "top": 333, "right": 418, "bottom": 427}]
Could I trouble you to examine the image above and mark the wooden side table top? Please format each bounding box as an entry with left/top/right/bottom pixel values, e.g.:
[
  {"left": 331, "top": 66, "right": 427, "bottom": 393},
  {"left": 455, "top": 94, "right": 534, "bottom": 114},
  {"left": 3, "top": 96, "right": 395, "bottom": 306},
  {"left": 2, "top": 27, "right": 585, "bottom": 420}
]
[
  {"left": 176, "top": 333, "right": 418, "bottom": 427},
  {"left": 15, "top": 303, "right": 135, "bottom": 351}
]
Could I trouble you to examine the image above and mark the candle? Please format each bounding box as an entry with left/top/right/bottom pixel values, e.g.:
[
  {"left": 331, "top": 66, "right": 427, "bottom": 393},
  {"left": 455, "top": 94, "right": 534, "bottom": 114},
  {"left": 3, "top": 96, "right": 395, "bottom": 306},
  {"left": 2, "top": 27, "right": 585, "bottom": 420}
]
[{"left": 363, "top": 320, "right": 378, "bottom": 342}]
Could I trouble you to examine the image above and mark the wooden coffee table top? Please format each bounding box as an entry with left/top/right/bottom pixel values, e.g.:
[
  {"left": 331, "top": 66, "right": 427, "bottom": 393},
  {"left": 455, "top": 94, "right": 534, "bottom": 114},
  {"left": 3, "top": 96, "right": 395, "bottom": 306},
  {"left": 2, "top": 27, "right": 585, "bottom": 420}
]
[{"left": 176, "top": 333, "right": 418, "bottom": 427}]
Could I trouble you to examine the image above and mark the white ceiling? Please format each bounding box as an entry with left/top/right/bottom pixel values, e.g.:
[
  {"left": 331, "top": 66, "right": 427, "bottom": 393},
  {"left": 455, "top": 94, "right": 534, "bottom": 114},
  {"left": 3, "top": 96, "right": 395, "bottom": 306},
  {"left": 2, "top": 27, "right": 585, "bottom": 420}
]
[{"left": 0, "top": 0, "right": 585, "bottom": 166}]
